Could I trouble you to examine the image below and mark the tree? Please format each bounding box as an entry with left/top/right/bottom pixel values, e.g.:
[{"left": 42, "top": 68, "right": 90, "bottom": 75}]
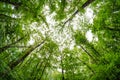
[{"left": 0, "top": 0, "right": 120, "bottom": 80}]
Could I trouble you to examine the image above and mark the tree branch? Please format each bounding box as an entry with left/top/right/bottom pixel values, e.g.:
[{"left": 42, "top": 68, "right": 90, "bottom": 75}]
[
  {"left": 9, "top": 40, "right": 45, "bottom": 69},
  {"left": 0, "top": 36, "right": 24, "bottom": 53},
  {"left": 63, "top": 0, "right": 95, "bottom": 26}
]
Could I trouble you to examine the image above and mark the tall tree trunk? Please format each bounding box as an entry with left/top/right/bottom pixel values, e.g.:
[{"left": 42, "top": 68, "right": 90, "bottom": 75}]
[
  {"left": 63, "top": 0, "right": 95, "bottom": 26},
  {"left": 31, "top": 61, "right": 42, "bottom": 79},
  {"left": 9, "top": 40, "right": 45, "bottom": 69},
  {"left": 77, "top": 58, "right": 95, "bottom": 74},
  {"left": 82, "top": 0, "right": 95, "bottom": 8},
  {"left": 61, "top": 53, "right": 64, "bottom": 80},
  {"left": 37, "top": 52, "right": 52, "bottom": 80},
  {"left": 33, "top": 61, "right": 44, "bottom": 80},
  {"left": 39, "top": 63, "right": 47, "bottom": 80},
  {"left": 0, "top": 37, "right": 24, "bottom": 54},
  {"left": 79, "top": 45, "right": 98, "bottom": 63}
]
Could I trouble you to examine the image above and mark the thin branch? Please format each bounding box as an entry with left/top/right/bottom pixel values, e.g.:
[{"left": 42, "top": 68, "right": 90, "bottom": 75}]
[
  {"left": 104, "top": 27, "right": 120, "bottom": 32},
  {"left": 0, "top": 14, "right": 17, "bottom": 21},
  {"left": 63, "top": 0, "right": 95, "bottom": 26}
]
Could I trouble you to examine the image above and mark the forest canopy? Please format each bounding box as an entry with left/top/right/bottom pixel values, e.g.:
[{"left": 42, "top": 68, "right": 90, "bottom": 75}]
[{"left": 0, "top": 0, "right": 120, "bottom": 80}]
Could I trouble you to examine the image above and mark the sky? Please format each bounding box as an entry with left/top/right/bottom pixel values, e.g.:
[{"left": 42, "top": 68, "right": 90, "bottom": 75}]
[
  {"left": 28, "top": 6, "right": 97, "bottom": 73},
  {"left": 28, "top": 7, "right": 96, "bottom": 50}
]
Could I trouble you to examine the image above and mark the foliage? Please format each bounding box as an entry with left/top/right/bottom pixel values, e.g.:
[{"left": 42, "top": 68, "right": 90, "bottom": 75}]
[{"left": 0, "top": 0, "right": 120, "bottom": 80}]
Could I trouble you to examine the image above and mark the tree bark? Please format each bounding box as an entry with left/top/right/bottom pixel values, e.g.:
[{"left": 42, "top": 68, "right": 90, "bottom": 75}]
[
  {"left": 82, "top": 0, "right": 95, "bottom": 8},
  {"left": 9, "top": 40, "right": 45, "bottom": 69}
]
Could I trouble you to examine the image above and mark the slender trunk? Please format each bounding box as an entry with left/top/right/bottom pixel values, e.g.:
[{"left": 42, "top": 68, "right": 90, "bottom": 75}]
[
  {"left": 37, "top": 52, "right": 52, "bottom": 80},
  {"left": 82, "top": 0, "right": 95, "bottom": 8},
  {"left": 0, "top": 37, "right": 24, "bottom": 53},
  {"left": 88, "top": 44, "right": 101, "bottom": 56},
  {"left": 33, "top": 61, "right": 44, "bottom": 80},
  {"left": 77, "top": 58, "right": 95, "bottom": 74},
  {"left": 9, "top": 40, "right": 45, "bottom": 69},
  {"left": 63, "top": 0, "right": 95, "bottom": 26},
  {"left": 30, "top": 61, "right": 41, "bottom": 78},
  {"left": 19, "top": 56, "right": 34, "bottom": 70},
  {"left": 87, "top": 44, "right": 108, "bottom": 64},
  {"left": 79, "top": 45, "right": 97, "bottom": 63},
  {"left": 61, "top": 53, "right": 64, "bottom": 80},
  {"left": 39, "top": 63, "right": 47, "bottom": 80}
]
